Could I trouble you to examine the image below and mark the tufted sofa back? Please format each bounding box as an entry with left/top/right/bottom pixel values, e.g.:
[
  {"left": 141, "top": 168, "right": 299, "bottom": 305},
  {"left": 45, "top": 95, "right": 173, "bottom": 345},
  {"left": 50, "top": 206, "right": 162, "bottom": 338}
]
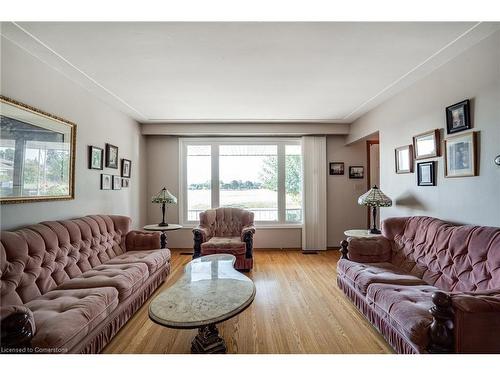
[
  {"left": 0, "top": 215, "right": 131, "bottom": 306},
  {"left": 382, "top": 216, "right": 500, "bottom": 293},
  {"left": 199, "top": 207, "right": 254, "bottom": 237}
]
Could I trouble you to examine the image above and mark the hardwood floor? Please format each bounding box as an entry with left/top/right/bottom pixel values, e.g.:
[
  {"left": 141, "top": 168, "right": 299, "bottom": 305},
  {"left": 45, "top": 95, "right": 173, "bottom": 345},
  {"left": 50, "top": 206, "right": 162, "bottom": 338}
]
[{"left": 103, "top": 249, "right": 393, "bottom": 354}]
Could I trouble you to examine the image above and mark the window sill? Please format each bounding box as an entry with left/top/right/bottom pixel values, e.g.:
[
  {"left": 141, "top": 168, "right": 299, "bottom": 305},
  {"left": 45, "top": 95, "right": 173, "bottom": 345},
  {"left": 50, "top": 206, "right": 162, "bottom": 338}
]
[{"left": 181, "top": 223, "right": 303, "bottom": 229}]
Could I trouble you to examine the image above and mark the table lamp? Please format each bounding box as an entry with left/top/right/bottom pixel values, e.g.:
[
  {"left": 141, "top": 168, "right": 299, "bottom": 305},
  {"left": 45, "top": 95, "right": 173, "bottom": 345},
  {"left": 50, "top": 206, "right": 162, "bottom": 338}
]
[
  {"left": 152, "top": 188, "right": 177, "bottom": 227},
  {"left": 358, "top": 185, "right": 392, "bottom": 234}
]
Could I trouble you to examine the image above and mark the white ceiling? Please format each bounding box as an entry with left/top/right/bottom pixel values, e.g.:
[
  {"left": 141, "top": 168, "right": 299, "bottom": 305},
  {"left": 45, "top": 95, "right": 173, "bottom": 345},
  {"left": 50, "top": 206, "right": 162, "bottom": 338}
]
[{"left": 2, "top": 22, "right": 499, "bottom": 124}]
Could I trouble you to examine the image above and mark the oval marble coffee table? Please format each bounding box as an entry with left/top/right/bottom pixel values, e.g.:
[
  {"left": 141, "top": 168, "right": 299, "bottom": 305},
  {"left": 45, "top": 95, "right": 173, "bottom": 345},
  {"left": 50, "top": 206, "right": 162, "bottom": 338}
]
[{"left": 149, "top": 254, "right": 256, "bottom": 354}]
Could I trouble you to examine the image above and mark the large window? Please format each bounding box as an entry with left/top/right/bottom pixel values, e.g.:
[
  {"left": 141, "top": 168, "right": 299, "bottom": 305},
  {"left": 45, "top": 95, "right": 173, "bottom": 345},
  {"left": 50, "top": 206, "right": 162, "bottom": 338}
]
[{"left": 180, "top": 138, "right": 302, "bottom": 225}]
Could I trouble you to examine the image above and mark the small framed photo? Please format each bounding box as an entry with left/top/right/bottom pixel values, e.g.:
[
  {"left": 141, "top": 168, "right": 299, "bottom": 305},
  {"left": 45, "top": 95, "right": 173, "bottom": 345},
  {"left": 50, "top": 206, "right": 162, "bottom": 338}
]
[
  {"left": 417, "top": 161, "right": 436, "bottom": 186},
  {"left": 329, "top": 162, "right": 344, "bottom": 175},
  {"left": 395, "top": 145, "right": 413, "bottom": 174},
  {"left": 121, "top": 159, "right": 131, "bottom": 178},
  {"left": 413, "top": 129, "right": 440, "bottom": 160},
  {"left": 445, "top": 131, "right": 477, "bottom": 178},
  {"left": 446, "top": 99, "right": 471, "bottom": 134},
  {"left": 349, "top": 166, "right": 364, "bottom": 179},
  {"left": 101, "top": 174, "right": 112, "bottom": 190},
  {"left": 122, "top": 178, "right": 130, "bottom": 188},
  {"left": 112, "top": 175, "right": 122, "bottom": 190},
  {"left": 105, "top": 143, "right": 119, "bottom": 169},
  {"left": 88, "top": 145, "right": 103, "bottom": 170}
]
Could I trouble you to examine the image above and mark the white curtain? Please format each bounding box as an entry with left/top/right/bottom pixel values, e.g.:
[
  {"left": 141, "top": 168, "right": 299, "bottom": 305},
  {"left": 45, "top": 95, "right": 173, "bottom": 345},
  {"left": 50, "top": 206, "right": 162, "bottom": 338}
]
[{"left": 301, "top": 136, "right": 327, "bottom": 251}]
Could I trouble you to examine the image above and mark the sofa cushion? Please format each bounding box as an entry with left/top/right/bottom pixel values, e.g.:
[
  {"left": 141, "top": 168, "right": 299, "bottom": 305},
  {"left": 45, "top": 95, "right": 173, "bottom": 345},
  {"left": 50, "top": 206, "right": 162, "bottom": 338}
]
[
  {"left": 337, "top": 259, "right": 428, "bottom": 294},
  {"left": 105, "top": 249, "right": 171, "bottom": 274},
  {"left": 366, "top": 284, "right": 438, "bottom": 351},
  {"left": 26, "top": 287, "right": 118, "bottom": 351},
  {"left": 201, "top": 237, "right": 246, "bottom": 254},
  {"left": 56, "top": 263, "right": 148, "bottom": 300}
]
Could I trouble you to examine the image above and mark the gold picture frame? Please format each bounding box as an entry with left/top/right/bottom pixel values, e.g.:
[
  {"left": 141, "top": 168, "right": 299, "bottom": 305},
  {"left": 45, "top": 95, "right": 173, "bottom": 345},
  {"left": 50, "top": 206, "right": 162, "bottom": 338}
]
[{"left": 0, "top": 96, "right": 77, "bottom": 204}]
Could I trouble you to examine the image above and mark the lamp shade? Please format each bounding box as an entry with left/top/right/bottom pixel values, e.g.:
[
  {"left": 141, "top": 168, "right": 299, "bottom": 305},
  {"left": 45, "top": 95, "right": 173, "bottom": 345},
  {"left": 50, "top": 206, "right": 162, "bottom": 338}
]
[
  {"left": 152, "top": 188, "right": 177, "bottom": 204},
  {"left": 358, "top": 185, "right": 392, "bottom": 207}
]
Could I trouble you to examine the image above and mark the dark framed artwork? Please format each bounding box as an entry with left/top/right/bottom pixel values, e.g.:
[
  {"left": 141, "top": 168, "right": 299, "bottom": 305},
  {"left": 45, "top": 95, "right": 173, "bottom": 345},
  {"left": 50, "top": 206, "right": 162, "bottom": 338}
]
[
  {"left": 101, "top": 174, "right": 112, "bottom": 190},
  {"left": 417, "top": 161, "right": 436, "bottom": 186},
  {"left": 112, "top": 175, "right": 122, "bottom": 190},
  {"left": 88, "top": 145, "right": 103, "bottom": 170},
  {"left": 121, "top": 158, "right": 131, "bottom": 178},
  {"left": 122, "top": 178, "right": 130, "bottom": 188},
  {"left": 413, "top": 129, "right": 440, "bottom": 160},
  {"left": 105, "top": 143, "right": 119, "bottom": 169},
  {"left": 446, "top": 99, "right": 471, "bottom": 134},
  {"left": 349, "top": 166, "right": 364, "bottom": 179},
  {"left": 329, "top": 162, "right": 345, "bottom": 175},
  {"left": 395, "top": 145, "right": 414, "bottom": 174},
  {"left": 445, "top": 131, "right": 478, "bottom": 178}
]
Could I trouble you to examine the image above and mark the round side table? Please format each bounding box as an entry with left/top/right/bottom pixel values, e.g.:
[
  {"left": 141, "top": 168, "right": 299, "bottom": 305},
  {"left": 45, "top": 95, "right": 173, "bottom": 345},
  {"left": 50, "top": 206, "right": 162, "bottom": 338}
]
[
  {"left": 143, "top": 224, "right": 182, "bottom": 249},
  {"left": 340, "top": 229, "right": 382, "bottom": 259},
  {"left": 344, "top": 229, "right": 382, "bottom": 239}
]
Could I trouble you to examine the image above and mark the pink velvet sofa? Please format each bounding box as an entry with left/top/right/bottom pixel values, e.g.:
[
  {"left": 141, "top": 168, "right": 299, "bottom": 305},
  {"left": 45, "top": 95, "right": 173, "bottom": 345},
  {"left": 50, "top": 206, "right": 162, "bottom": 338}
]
[
  {"left": 193, "top": 207, "right": 256, "bottom": 271},
  {"left": 0, "top": 215, "right": 170, "bottom": 353},
  {"left": 337, "top": 216, "right": 500, "bottom": 354}
]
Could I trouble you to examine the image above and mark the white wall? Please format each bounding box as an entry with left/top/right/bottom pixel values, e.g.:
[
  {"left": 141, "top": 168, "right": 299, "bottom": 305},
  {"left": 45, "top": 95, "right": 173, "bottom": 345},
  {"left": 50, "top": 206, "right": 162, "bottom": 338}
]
[
  {"left": 349, "top": 31, "right": 500, "bottom": 227},
  {"left": 145, "top": 135, "right": 368, "bottom": 249},
  {"left": 0, "top": 37, "right": 147, "bottom": 230}
]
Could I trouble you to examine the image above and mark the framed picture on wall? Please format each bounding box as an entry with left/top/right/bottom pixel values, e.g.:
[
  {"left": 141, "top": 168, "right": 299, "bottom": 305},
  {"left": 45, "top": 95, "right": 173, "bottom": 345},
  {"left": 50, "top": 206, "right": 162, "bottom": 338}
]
[
  {"left": 122, "top": 178, "right": 130, "bottom": 188},
  {"left": 446, "top": 99, "right": 471, "bottom": 134},
  {"left": 395, "top": 145, "right": 413, "bottom": 174},
  {"left": 121, "top": 159, "right": 131, "bottom": 178},
  {"left": 413, "top": 129, "right": 440, "bottom": 159},
  {"left": 445, "top": 131, "right": 478, "bottom": 177},
  {"left": 349, "top": 166, "right": 364, "bottom": 179},
  {"left": 101, "top": 174, "right": 112, "bottom": 190},
  {"left": 88, "top": 145, "right": 104, "bottom": 170},
  {"left": 417, "top": 161, "right": 436, "bottom": 186},
  {"left": 329, "top": 162, "right": 345, "bottom": 175},
  {"left": 112, "top": 175, "right": 122, "bottom": 190},
  {"left": 105, "top": 143, "right": 119, "bottom": 169}
]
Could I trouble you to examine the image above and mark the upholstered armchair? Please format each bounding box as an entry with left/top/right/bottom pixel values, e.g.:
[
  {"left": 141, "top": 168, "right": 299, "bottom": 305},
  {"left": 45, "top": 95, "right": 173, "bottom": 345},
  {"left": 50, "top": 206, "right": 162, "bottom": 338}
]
[{"left": 192, "top": 207, "right": 256, "bottom": 271}]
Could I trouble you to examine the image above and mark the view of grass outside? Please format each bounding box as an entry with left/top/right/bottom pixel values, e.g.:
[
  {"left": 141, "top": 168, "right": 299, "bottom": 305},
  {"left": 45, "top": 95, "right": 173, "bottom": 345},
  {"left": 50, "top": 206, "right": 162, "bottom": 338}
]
[
  {"left": 0, "top": 140, "right": 70, "bottom": 197},
  {"left": 187, "top": 145, "right": 211, "bottom": 220},
  {"left": 186, "top": 143, "right": 303, "bottom": 222}
]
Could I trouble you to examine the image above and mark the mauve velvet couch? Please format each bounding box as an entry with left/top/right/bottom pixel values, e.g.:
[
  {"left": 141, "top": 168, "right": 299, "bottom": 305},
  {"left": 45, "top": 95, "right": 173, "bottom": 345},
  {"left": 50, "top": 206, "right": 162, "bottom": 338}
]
[
  {"left": 0, "top": 215, "right": 170, "bottom": 353},
  {"left": 337, "top": 216, "right": 500, "bottom": 354},
  {"left": 193, "top": 207, "right": 255, "bottom": 271}
]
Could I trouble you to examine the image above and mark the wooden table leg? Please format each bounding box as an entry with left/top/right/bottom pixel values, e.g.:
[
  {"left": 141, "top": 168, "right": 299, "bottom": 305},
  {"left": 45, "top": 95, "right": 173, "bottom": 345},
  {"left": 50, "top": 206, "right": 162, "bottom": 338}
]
[
  {"left": 191, "top": 324, "right": 227, "bottom": 354},
  {"left": 160, "top": 231, "right": 167, "bottom": 249}
]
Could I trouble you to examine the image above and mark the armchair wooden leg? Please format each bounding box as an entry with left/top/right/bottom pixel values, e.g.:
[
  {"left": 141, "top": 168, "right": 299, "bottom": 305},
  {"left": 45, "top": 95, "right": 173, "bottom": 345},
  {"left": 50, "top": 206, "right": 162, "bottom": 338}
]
[{"left": 193, "top": 231, "right": 202, "bottom": 259}]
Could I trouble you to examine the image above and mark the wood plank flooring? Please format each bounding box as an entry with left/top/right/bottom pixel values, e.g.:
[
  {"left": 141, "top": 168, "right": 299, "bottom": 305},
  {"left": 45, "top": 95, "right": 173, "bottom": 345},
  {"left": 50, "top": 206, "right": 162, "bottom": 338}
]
[{"left": 103, "top": 250, "right": 393, "bottom": 354}]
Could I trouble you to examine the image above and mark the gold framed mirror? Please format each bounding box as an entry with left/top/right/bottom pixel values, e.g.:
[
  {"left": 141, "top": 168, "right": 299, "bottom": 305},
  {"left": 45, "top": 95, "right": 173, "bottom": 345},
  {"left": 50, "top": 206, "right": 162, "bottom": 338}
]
[{"left": 0, "top": 96, "right": 76, "bottom": 204}]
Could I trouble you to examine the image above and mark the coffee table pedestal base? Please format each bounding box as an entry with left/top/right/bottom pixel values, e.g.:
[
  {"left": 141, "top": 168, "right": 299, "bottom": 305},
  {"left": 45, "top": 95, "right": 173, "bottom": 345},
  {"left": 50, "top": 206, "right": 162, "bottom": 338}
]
[{"left": 191, "top": 324, "right": 227, "bottom": 354}]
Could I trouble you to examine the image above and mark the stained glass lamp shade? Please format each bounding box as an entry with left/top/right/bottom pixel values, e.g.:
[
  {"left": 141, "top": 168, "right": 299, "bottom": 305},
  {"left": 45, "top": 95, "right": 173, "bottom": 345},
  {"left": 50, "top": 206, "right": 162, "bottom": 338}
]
[
  {"left": 152, "top": 188, "right": 177, "bottom": 227},
  {"left": 358, "top": 185, "right": 392, "bottom": 234}
]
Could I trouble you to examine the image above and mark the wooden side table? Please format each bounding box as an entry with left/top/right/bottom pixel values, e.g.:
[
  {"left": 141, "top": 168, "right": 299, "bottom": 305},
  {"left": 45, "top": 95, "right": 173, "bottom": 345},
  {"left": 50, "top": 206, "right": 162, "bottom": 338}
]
[
  {"left": 340, "top": 229, "right": 382, "bottom": 259},
  {"left": 143, "top": 224, "right": 182, "bottom": 249}
]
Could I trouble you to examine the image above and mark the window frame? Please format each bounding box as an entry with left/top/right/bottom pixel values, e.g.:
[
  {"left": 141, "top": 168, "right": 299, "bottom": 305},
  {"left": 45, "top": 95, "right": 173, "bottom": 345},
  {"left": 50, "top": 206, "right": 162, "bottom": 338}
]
[{"left": 179, "top": 137, "right": 303, "bottom": 228}]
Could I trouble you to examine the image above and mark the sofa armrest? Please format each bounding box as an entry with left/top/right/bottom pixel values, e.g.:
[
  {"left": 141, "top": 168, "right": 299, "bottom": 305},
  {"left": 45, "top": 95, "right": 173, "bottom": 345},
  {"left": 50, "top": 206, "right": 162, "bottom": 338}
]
[
  {"left": 192, "top": 226, "right": 211, "bottom": 258},
  {"left": 450, "top": 292, "right": 500, "bottom": 353},
  {"left": 1, "top": 305, "right": 35, "bottom": 350},
  {"left": 125, "top": 230, "right": 161, "bottom": 251},
  {"left": 241, "top": 225, "right": 255, "bottom": 258},
  {"left": 339, "top": 236, "right": 391, "bottom": 263},
  {"left": 240, "top": 225, "right": 256, "bottom": 241}
]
